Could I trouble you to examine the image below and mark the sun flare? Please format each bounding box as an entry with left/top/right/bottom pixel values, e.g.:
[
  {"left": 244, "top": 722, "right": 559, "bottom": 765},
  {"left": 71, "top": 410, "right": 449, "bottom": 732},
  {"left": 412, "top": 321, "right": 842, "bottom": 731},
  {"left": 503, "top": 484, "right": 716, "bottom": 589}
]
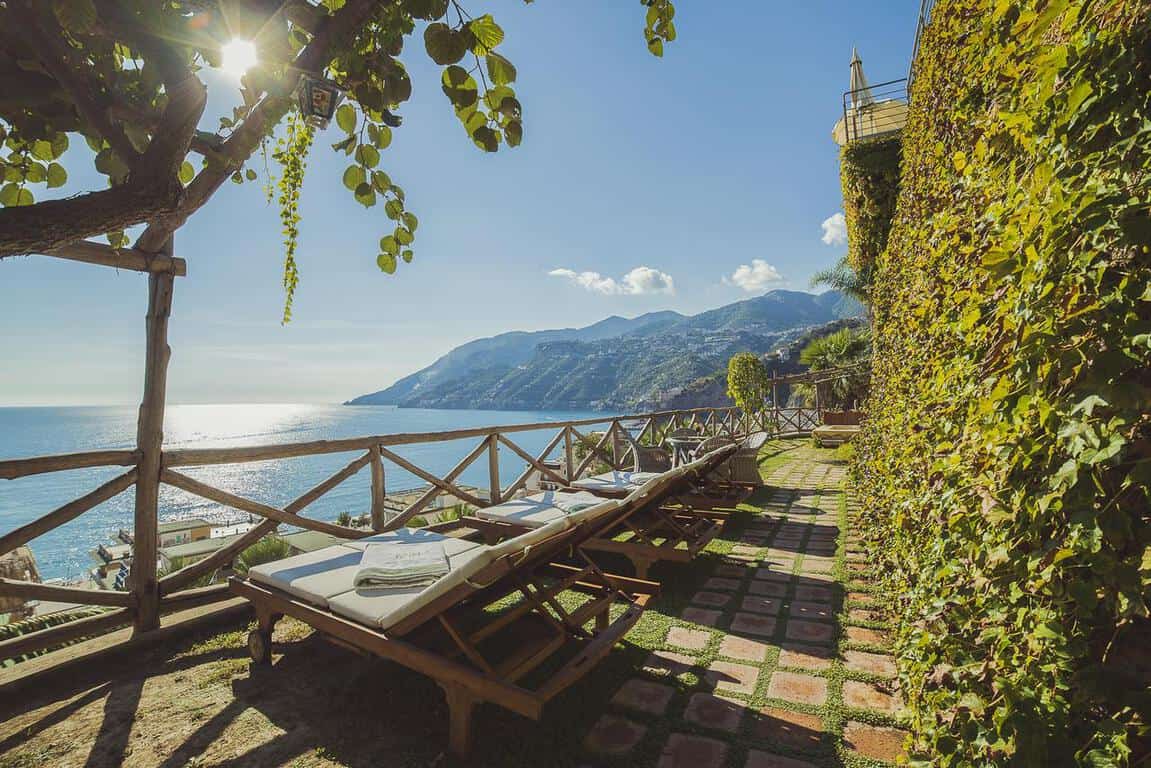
[{"left": 221, "top": 39, "right": 257, "bottom": 77}]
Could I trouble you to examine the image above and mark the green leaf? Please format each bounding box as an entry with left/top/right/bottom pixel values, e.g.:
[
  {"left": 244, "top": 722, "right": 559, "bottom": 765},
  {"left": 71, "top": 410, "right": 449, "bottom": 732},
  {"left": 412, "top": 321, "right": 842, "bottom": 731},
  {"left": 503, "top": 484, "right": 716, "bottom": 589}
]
[
  {"left": 424, "top": 23, "right": 467, "bottom": 65},
  {"left": 245, "top": 168, "right": 257, "bottom": 181},
  {"left": 379, "top": 235, "right": 399, "bottom": 256},
  {"left": 505, "top": 119, "right": 523, "bottom": 148},
  {"left": 401, "top": 249, "right": 414, "bottom": 263},
  {"left": 24, "top": 164, "right": 46, "bottom": 184},
  {"left": 472, "top": 126, "right": 499, "bottom": 152},
  {"left": 402, "top": 211, "right": 419, "bottom": 232},
  {"left": 441, "top": 66, "right": 478, "bottom": 109},
  {"left": 647, "top": 37, "right": 664, "bottom": 57},
  {"left": 342, "top": 165, "right": 366, "bottom": 191},
  {"left": 336, "top": 104, "right": 357, "bottom": 134},
  {"left": 31, "top": 141, "right": 55, "bottom": 162},
  {"left": 0, "top": 183, "right": 19, "bottom": 206},
  {"left": 377, "top": 252, "right": 397, "bottom": 274},
  {"left": 372, "top": 125, "right": 392, "bottom": 150},
  {"left": 178, "top": 161, "right": 195, "bottom": 185},
  {"left": 371, "top": 170, "right": 392, "bottom": 193},
  {"left": 468, "top": 15, "right": 504, "bottom": 53},
  {"left": 395, "top": 226, "right": 414, "bottom": 245},
  {"left": 407, "top": 0, "right": 449, "bottom": 20},
  {"left": 384, "top": 199, "right": 403, "bottom": 220},
  {"left": 354, "top": 182, "right": 376, "bottom": 207},
  {"left": 355, "top": 144, "right": 380, "bottom": 168},
  {"left": 52, "top": 0, "right": 98, "bottom": 34},
  {"left": 46, "top": 162, "right": 67, "bottom": 189},
  {"left": 486, "top": 53, "right": 517, "bottom": 85}
]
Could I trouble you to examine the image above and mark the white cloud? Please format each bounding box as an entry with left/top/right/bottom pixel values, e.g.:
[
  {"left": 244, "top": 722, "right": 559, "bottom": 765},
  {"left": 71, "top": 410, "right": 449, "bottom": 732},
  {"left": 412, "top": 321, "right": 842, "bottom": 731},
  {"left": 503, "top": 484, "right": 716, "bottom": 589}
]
[
  {"left": 821, "top": 212, "right": 848, "bottom": 246},
  {"left": 725, "top": 259, "right": 784, "bottom": 293},
  {"left": 548, "top": 266, "right": 675, "bottom": 296}
]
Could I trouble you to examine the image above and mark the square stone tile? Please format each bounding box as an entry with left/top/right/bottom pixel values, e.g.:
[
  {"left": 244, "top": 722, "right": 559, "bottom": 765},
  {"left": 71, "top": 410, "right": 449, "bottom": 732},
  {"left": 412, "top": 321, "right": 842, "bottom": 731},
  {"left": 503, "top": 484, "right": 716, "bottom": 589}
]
[
  {"left": 799, "top": 559, "right": 833, "bottom": 574},
  {"left": 729, "top": 612, "right": 777, "bottom": 638},
  {"left": 611, "top": 679, "right": 676, "bottom": 715},
  {"left": 691, "top": 590, "right": 732, "bottom": 608},
  {"left": 784, "top": 619, "right": 834, "bottom": 645},
  {"left": 683, "top": 692, "right": 746, "bottom": 733},
  {"left": 765, "top": 670, "right": 828, "bottom": 705},
  {"left": 755, "top": 567, "right": 793, "bottom": 583},
  {"left": 846, "top": 625, "right": 891, "bottom": 647},
  {"left": 842, "top": 680, "right": 902, "bottom": 713},
  {"left": 705, "top": 660, "right": 760, "bottom": 695},
  {"left": 681, "top": 607, "right": 722, "bottom": 626},
  {"left": 732, "top": 544, "right": 763, "bottom": 557},
  {"left": 583, "top": 714, "right": 647, "bottom": 756},
  {"left": 843, "top": 650, "right": 897, "bottom": 677},
  {"left": 667, "top": 626, "right": 710, "bottom": 650},
  {"left": 848, "top": 607, "right": 885, "bottom": 623},
  {"left": 741, "top": 596, "right": 782, "bottom": 615},
  {"left": 793, "top": 584, "right": 834, "bottom": 603},
  {"left": 748, "top": 580, "right": 788, "bottom": 598},
  {"left": 704, "top": 577, "right": 742, "bottom": 592},
  {"left": 843, "top": 721, "right": 907, "bottom": 762},
  {"left": 788, "top": 601, "right": 833, "bottom": 622},
  {"left": 847, "top": 591, "right": 877, "bottom": 606},
  {"left": 750, "top": 706, "right": 824, "bottom": 750},
  {"left": 718, "top": 634, "right": 770, "bottom": 662},
  {"left": 745, "top": 749, "right": 819, "bottom": 768},
  {"left": 777, "top": 643, "right": 833, "bottom": 671},
  {"left": 643, "top": 650, "right": 698, "bottom": 676},
  {"left": 713, "top": 563, "right": 749, "bottom": 579},
  {"left": 658, "top": 733, "right": 728, "bottom": 768}
]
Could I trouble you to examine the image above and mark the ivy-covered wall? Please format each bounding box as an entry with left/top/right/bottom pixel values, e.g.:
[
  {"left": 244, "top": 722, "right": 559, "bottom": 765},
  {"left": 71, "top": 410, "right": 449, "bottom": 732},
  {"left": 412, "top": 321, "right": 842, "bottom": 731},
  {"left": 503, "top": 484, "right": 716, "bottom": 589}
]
[
  {"left": 839, "top": 135, "right": 901, "bottom": 276},
  {"left": 853, "top": 1, "right": 1151, "bottom": 764}
]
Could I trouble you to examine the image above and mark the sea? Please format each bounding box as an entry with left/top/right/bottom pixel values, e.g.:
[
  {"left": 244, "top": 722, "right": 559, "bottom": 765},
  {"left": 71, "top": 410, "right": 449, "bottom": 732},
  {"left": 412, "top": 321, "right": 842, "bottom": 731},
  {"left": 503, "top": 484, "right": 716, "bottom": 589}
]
[{"left": 0, "top": 405, "right": 618, "bottom": 581}]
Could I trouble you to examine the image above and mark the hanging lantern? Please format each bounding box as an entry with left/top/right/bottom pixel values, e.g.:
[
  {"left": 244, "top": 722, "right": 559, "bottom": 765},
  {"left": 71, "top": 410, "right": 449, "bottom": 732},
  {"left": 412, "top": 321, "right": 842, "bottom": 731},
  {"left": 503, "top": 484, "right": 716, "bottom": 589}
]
[{"left": 296, "top": 74, "right": 346, "bottom": 129}]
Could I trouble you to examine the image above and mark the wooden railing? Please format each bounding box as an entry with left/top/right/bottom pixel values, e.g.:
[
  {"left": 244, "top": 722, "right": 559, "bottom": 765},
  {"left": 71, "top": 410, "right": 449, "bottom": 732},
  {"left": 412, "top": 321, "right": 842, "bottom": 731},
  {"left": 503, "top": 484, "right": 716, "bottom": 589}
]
[{"left": 0, "top": 402, "right": 825, "bottom": 662}]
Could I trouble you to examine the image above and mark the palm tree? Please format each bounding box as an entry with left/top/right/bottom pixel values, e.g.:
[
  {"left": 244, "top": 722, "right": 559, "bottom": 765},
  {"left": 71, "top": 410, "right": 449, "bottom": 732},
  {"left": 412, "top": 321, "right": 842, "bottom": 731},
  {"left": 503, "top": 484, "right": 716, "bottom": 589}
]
[
  {"left": 811, "top": 256, "right": 872, "bottom": 306},
  {"left": 795, "top": 328, "right": 871, "bottom": 409},
  {"left": 233, "top": 537, "right": 293, "bottom": 576}
]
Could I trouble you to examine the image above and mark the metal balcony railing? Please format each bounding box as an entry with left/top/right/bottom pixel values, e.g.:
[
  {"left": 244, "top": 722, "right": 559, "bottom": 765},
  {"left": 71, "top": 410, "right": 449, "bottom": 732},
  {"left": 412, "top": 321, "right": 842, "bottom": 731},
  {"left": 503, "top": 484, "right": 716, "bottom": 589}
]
[{"left": 839, "top": 78, "right": 910, "bottom": 144}]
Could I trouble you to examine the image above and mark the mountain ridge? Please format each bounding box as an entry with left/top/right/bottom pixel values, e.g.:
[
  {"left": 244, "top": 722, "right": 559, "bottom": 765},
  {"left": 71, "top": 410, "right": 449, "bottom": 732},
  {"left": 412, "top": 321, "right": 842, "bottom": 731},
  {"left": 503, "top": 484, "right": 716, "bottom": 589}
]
[{"left": 347, "top": 289, "right": 862, "bottom": 410}]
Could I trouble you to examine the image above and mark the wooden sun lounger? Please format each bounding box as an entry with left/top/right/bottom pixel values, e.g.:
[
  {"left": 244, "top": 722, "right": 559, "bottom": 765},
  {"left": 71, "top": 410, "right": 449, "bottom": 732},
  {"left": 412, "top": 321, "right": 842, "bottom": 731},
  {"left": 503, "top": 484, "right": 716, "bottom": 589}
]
[
  {"left": 229, "top": 499, "right": 657, "bottom": 758},
  {"left": 466, "top": 448, "right": 738, "bottom": 578}
]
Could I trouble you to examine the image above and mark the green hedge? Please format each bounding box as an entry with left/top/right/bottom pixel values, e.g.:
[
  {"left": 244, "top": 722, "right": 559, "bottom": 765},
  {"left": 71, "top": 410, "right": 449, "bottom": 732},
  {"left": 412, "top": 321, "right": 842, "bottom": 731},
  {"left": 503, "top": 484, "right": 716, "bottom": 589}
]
[
  {"left": 853, "top": 1, "right": 1151, "bottom": 764},
  {"left": 840, "top": 135, "right": 901, "bottom": 275}
]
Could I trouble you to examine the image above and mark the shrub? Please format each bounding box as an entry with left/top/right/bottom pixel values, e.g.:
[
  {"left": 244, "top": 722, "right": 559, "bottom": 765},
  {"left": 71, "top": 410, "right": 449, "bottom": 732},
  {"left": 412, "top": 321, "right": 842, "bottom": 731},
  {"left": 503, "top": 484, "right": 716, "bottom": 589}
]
[
  {"left": 233, "top": 537, "right": 292, "bottom": 575},
  {"left": 853, "top": 1, "right": 1151, "bottom": 763},
  {"left": 726, "top": 352, "right": 771, "bottom": 414},
  {"left": 840, "top": 135, "right": 901, "bottom": 277}
]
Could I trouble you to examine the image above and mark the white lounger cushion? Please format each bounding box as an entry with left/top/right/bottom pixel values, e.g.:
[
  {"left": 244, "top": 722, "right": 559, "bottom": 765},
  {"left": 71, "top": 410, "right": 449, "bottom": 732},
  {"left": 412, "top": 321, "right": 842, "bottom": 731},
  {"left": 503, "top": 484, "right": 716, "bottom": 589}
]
[
  {"left": 474, "top": 490, "right": 607, "bottom": 528},
  {"left": 248, "top": 544, "right": 366, "bottom": 608},
  {"left": 571, "top": 470, "right": 662, "bottom": 492}
]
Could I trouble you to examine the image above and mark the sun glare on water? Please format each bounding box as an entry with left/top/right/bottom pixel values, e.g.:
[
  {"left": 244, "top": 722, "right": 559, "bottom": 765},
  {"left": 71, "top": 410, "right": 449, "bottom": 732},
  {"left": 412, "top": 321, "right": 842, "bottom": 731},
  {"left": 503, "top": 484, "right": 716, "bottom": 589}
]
[{"left": 221, "top": 39, "right": 257, "bottom": 77}]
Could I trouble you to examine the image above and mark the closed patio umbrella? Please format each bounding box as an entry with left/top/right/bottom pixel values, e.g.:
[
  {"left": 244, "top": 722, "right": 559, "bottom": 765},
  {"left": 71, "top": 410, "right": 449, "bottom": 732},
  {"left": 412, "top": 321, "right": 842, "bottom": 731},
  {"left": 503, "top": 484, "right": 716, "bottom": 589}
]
[{"left": 849, "top": 47, "right": 875, "bottom": 108}]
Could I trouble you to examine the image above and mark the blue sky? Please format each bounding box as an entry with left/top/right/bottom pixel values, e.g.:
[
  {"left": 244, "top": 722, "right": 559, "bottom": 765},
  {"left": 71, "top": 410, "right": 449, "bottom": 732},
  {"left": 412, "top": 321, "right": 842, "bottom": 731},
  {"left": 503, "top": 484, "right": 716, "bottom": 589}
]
[{"left": 0, "top": 0, "right": 915, "bottom": 405}]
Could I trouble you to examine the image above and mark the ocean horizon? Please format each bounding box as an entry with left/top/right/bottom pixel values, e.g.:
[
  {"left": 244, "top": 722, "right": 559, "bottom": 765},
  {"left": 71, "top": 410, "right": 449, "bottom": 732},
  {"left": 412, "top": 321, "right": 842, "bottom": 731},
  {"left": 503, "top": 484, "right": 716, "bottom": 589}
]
[{"left": 0, "top": 404, "right": 620, "bottom": 581}]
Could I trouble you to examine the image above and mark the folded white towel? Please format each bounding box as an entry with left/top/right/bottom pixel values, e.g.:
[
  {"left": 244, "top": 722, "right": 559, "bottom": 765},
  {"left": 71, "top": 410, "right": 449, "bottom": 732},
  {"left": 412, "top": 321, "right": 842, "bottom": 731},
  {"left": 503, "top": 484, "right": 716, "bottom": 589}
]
[
  {"left": 354, "top": 541, "right": 449, "bottom": 589},
  {"left": 626, "top": 472, "right": 661, "bottom": 484},
  {"left": 553, "top": 492, "right": 601, "bottom": 514}
]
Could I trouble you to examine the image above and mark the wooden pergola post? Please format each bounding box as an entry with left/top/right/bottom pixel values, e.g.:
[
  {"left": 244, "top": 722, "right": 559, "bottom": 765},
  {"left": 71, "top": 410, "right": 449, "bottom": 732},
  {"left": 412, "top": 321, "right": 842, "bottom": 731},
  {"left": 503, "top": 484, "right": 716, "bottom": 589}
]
[{"left": 132, "top": 238, "right": 176, "bottom": 634}]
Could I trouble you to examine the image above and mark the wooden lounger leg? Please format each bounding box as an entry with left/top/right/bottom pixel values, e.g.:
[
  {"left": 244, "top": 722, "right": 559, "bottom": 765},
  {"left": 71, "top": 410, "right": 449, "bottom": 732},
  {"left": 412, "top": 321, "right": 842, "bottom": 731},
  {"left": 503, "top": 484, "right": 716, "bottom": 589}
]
[
  {"left": 439, "top": 682, "right": 478, "bottom": 758},
  {"left": 248, "top": 607, "right": 281, "bottom": 665},
  {"left": 632, "top": 556, "right": 653, "bottom": 580}
]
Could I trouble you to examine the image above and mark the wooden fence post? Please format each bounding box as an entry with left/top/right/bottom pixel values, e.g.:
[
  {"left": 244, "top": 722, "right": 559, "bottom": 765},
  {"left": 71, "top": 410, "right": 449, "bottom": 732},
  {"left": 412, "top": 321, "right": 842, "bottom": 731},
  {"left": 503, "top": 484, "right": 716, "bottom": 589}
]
[
  {"left": 369, "top": 444, "right": 386, "bottom": 531},
  {"left": 132, "top": 246, "right": 175, "bottom": 635},
  {"left": 487, "top": 434, "right": 501, "bottom": 505},
  {"left": 564, "top": 427, "right": 573, "bottom": 482}
]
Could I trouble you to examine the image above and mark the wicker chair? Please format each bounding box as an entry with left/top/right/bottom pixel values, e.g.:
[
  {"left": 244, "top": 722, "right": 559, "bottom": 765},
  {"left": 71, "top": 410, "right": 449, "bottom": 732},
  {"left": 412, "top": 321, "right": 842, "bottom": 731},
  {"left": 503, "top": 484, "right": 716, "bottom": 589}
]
[
  {"left": 618, "top": 430, "right": 672, "bottom": 472},
  {"left": 727, "top": 431, "right": 769, "bottom": 486}
]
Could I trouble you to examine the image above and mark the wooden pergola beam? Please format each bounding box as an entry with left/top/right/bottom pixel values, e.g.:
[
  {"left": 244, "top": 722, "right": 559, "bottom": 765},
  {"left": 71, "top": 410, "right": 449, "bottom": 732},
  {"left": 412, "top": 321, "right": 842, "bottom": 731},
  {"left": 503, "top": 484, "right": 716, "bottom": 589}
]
[{"left": 45, "top": 241, "right": 187, "bottom": 276}]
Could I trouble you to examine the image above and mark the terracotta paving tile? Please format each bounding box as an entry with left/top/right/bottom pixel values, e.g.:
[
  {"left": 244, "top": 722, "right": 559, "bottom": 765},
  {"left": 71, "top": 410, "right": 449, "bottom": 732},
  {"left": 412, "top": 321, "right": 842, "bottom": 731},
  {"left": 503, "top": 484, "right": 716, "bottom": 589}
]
[
  {"left": 843, "top": 721, "right": 908, "bottom": 762},
  {"left": 846, "top": 625, "right": 891, "bottom": 646},
  {"left": 777, "top": 643, "right": 833, "bottom": 671},
  {"left": 729, "top": 612, "right": 777, "bottom": 638},
  {"left": 842, "top": 680, "right": 902, "bottom": 713},
  {"left": 704, "top": 577, "right": 742, "bottom": 592},
  {"left": 754, "top": 566, "right": 794, "bottom": 582},
  {"left": 748, "top": 580, "right": 788, "bottom": 598},
  {"left": 749, "top": 706, "right": 824, "bottom": 751},
  {"left": 681, "top": 607, "right": 722, "bottom": 626},
  {"left": 788, "top": 600, "right": 834, "bottom": 622},
  {"left": 765, "top": 670, "right": 828, "bottom": 705},
  {"left": 657, "top": 733, "right": 728, "bottom": 768},
  {"left": 611, "top": 679, "right": 676, "bottom": 715},
  {"left": 683, "top": 692, "right": 746, "bottom": 733},
  {"left": 740, "top": 596, "right": 783, "bottom": 615},
  {"left": 583, "top": 714, "right": 647, "bottom": 756},
  {"left": 713, "top": 563, "right": 749, "bottom": 579},
  {"left": 843, "top": 650, "right": 897, "bottom": 677},
  {"left": 643, "top": 650, "right": 699, "bottom": 676},
  {"left": 745, "top": 750, "right": 819, "bottom": 768},
  {"left": 793, "top": 584, "right": 834, "bottom": 603},
  {"left": 691, "top": 590, "right": 733, "bottom": 608},
  {"left": 784, "top": 619, "right": 834, "bottom": 645},
  {"left": 667, "top": 626, "right": 711, "bottom": 650},
  {"left": 848, "top": 607, "right": 885, "bottom": 623},
  {"left": 718, "top": 634, "right": 770, "bottom": 662},
  {"left": 705, "top": 660, "right": 760, "bottom": 695}
]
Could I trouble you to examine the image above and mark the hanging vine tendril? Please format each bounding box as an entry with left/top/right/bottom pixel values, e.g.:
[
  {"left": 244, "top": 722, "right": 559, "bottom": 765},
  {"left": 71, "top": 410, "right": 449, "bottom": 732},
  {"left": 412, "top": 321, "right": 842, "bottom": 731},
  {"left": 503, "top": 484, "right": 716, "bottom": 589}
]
[{"left": 272, "top": 114, "right": 314, "bottom": 324}]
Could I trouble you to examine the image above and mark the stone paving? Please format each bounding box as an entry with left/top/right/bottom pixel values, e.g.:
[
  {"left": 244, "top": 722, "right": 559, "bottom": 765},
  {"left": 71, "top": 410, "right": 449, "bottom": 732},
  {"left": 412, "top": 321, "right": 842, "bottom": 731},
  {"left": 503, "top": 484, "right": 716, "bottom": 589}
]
[{"left": 582, "top": 441, "right": 909, "bottom": 767}]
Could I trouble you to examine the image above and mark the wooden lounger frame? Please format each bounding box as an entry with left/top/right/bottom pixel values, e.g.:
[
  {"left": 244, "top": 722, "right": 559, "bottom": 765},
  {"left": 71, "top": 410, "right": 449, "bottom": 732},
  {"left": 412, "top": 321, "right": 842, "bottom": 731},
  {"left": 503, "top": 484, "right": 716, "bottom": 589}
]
[{"left": 230, "top": 511, "right": 657, "bottom": 758}]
